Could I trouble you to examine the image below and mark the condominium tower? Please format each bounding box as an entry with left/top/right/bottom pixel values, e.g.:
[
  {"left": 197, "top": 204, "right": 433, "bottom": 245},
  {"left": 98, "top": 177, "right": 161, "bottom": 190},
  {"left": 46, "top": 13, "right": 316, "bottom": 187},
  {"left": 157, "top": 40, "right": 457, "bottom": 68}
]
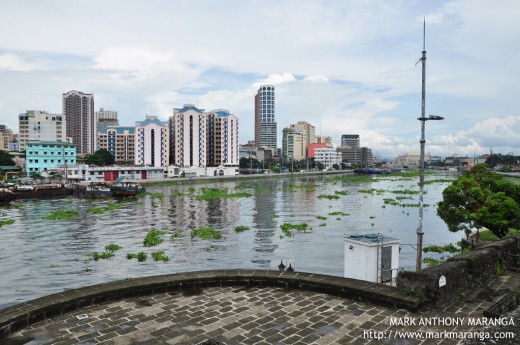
[
  {"left": 169, "top": 104, "right": 207, "bottom": 168},
  {"left": 18, "top": 111, "right": 66, "bottom": 151},
  {"left": 254, "top": 85, "right": 277, "bottom": 152},
  {"left": 206, "top": 109, "right": 239, "bottom": 167},
  {"left": 63, "top": 90, "right": 95, "bottom": 154},
  {"left": 135, "top": 116, "right": 169, "bottom": 168},
  {"left": 98, "top": 126, "right": 135, "bottom": 163}
]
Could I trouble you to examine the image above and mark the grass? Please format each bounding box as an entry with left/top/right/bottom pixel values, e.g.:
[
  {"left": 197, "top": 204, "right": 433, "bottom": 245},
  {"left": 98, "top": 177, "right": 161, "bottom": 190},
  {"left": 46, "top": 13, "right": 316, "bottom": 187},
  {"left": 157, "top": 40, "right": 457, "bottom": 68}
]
[
  {"left": 235, "top": 225, "right": 250, "bottom": 233},
  {"left": 127, "top": 252, "right": 147, "bottom": 262},
  {"left": 0, "top": 219, "right": 15, "bottom": 227},
  {"left": 143, "top": 229, "right": 166, "bottom": 247},
  {"left": 191, "top": 227, "right": 222, "bottom": 239},
  {"left": 43, "top": 210, "right": 78, "bottom": 221},
  {"left": 151, "top": 250, "right": 169, "bottom": 262}
]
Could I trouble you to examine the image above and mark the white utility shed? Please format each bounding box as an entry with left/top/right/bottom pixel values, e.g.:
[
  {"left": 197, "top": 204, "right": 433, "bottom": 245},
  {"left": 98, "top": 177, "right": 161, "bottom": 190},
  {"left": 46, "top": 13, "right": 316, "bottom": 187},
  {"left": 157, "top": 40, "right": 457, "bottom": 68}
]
[{"left": 344, "top": 234, "right": 400, "bottom": 283}]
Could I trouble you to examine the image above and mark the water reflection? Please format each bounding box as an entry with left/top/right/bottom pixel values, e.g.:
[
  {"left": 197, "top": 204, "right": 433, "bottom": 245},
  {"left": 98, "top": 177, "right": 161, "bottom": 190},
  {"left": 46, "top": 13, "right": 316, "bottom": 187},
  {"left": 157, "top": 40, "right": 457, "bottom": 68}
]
[{"left": 0, "top": 173, "right": 461, "bottom": 309}]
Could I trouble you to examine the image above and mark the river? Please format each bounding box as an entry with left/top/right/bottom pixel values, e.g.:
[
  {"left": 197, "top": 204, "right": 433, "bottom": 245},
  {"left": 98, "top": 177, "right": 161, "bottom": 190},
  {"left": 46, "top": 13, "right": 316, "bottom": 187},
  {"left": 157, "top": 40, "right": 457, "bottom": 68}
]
[{"left": 0, "top": 172, "right": 461, "bottom": 309}]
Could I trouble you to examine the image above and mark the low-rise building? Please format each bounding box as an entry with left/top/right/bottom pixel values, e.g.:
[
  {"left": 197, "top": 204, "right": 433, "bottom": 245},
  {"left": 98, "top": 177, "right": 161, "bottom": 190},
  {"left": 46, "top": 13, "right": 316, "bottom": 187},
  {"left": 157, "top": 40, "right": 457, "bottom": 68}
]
[
  {"left": 51, "top": 164, "right": 164, "bottom": 182},
  {"left": 25, "top": 141, "right": 76, "bottom": 176}
]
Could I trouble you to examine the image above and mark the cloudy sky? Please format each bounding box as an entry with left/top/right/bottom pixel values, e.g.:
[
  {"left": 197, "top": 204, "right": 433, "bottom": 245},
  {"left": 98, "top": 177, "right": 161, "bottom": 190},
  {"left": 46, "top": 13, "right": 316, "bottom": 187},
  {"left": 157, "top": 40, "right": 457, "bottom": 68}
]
[{"left": 1, "top": 0, "right": 519, "bottom": 159}]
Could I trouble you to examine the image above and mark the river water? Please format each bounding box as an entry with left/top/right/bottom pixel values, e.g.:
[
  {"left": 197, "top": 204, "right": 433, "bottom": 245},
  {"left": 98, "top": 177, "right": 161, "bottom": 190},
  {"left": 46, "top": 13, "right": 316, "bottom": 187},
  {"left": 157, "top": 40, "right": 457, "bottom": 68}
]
[{"left": 0, "top": 172, "right": 461, "bottom": 310}]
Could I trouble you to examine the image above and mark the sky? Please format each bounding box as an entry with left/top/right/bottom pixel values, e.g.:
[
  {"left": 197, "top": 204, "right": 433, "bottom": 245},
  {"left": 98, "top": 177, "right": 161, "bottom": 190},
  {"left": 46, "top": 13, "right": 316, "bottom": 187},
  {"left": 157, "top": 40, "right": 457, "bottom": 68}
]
[{"left": 1, "top": 0, "right": 520, "bottom": 159}]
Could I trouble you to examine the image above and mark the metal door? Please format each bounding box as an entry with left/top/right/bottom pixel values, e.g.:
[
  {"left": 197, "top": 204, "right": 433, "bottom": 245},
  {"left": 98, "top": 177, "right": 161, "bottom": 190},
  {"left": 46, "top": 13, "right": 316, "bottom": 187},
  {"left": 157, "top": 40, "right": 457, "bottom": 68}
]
[{"left": 381, "top": 246, "right": 392, "bottom": 282}]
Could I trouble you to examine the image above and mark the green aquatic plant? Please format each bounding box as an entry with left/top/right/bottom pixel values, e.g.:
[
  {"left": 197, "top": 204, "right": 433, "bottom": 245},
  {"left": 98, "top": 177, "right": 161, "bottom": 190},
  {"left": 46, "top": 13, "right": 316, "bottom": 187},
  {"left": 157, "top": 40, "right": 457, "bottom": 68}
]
[
  {"left": 324, "top": 175, "right": 374, "bottom": 184},
  {"left": 170, "top": 232, "right": 184, "bottom": 239},
  {"left": 235, "top": 225, "right": 250, "bottom": 233},
  {"left": 49, "top": 264, "right": 60, "bottom": 268},
  {"left": 334, "top": 190, "right": 349, "bottom": 196},
  {"left": 88, "top": 251, "right": 115, "bottom": 261},
  {"left": 151, "top": 250, "right": 169, "bottom": 262},
  {"left": 105, "top": 243, "right": 122, "bottom": 252},
  {"left": 316, "top": 216, "right": 327, "bottom": 221},
  {"left": 143, "top": 229, "right": 166, "bottom": 247},
  {"left": 171, "top": 190, "right": 183, "bottom": 197},
  {"left": 329, "top": 211, "right": 349, "bottom": 216},
  {"left": 319, "top": 223, "right": 327, "bottom": 227},
  {"left": 191, "top": 227, "right": 222, "bottom": 239},
  {"left": 280, "top": 223, "right": 308, "bottom": 237},
  {"left": 127, "top": 252, "right": 147, "bottom": 262},
  {"left": 195, "top": 187, "right": 252, "bottom": 201},
  {"left": 390, "top": 189, "right": 420, "bottom": 195},
  {"left": 43, "top": 210, "right": 78, "bottom": 221},
  {"left": 87, "top": 203, "right": 121, "bottom": 214},
  {"left": 358, "top": 188, "right": 385, "bottom": 195},
  {"left": 317, "top": 194, "right": 340, "bottom": 200},
  {"left": 0, "top": 219, "right": 15, "bottom": 227}
]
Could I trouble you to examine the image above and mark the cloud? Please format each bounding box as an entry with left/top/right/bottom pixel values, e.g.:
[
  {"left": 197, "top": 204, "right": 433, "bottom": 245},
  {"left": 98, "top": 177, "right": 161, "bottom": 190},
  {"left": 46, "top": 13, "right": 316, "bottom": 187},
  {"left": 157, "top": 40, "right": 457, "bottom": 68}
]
[{"left": 0, "top": 53, "right": 43, "bottom": 71}]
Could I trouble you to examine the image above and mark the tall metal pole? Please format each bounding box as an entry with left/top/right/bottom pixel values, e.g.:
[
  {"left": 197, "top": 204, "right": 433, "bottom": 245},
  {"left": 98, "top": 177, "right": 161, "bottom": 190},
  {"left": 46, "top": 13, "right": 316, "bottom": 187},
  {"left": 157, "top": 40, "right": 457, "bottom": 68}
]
[{"left": 416, "top": 19, "right": 427, "bottom": 272}]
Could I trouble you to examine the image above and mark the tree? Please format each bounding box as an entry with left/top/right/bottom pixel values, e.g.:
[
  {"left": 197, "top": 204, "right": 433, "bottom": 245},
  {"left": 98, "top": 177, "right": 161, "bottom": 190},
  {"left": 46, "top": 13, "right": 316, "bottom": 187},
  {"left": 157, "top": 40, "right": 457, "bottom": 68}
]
[
  {"left": 84, "top": 149, "right": 115, "bottom": 165},
  {"left": 0, "top": 150, "right": 15, "bottom": 166},
  {"left": 437, "top": 164, "right": 520, "bottom": 238}
]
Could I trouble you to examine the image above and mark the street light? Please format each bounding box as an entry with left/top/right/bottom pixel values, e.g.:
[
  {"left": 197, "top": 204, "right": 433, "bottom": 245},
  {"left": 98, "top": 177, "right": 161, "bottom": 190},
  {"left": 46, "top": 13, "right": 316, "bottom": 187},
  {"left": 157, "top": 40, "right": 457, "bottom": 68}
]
[{"left": 415, "top": 19, "right": 445, "bottom": 272}]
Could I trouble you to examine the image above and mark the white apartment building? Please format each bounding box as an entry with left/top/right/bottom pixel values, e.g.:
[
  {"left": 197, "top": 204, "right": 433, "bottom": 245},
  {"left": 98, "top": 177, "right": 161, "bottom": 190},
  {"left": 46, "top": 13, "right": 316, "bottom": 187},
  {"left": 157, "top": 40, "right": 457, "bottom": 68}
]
[
  {"left": 169, "top": 104, "right": 207, "bottom": 168},
  {"left": 315, "top": 147, "right": 342, "bottom": 169},
  {"left": 135, "top": 116, "right": 169, "bottom": 168},
  {"left": 18, "top": 111, "right": 66, "bottom": 151}
]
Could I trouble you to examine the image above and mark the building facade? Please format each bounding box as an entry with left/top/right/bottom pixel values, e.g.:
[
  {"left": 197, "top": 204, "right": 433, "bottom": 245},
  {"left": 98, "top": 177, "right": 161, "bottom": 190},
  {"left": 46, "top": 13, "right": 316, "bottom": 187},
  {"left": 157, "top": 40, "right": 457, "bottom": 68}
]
[
  {"left": 341, "top": 134, "right": 360, "bottom": 148},
  {"left": 314, "top": 147, "right": 342, "bottom": 169},
  {"left": 0, "top": 124, "right": 14, "bottom": 150},
  {"left": 338, "top": 146, "right": 374, "bottom": 167},
  {"left": 289, "top": 121, "right": 316, "bottom": 160},
  {"left": 95, "top": 108, "right": 119, "bottom": 133},
  {"left": 25, "top": 141, "right": 76, "bottom": 176},
  {"left": 18, "top": 111, "right": 66, "bottom": 151},
  {"left": 169, "top": 104, "right": 207, "bottom": 168},
  {"left": 135, "top": 116, "right": 169, "bottom": 168},
  {"left": 206, "top": 110, "right": 239, "bottom": 167},
  {"left": 254, "top": 85, "right": 277, "bottom": 152},
  {"left": 282, "top": 128, "right": 303, "bottom": 162},
  {"left": 98, "top": 126, "right": 135, "bottom": 163},
  {"left": 63, "top": 90, "right": 95, "bottom": 154}
]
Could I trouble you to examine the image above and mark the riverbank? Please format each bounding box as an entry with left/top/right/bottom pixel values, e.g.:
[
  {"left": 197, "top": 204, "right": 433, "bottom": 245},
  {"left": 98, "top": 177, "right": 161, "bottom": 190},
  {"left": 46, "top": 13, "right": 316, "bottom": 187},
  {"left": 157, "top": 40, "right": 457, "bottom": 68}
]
[{"left": 137, "top": 170, "right": 351, "bottom": 186}]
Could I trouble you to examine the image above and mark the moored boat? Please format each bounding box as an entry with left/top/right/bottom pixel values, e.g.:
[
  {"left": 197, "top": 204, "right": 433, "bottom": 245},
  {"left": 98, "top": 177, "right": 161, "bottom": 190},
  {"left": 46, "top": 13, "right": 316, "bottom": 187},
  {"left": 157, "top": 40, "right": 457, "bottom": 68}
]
[
  {"left": 9, "top": 185, "right": 73, "bottom": 199},
  {"left": 108, "top": 183, "right": 145, "bottom": 197},
  {"left": 74, "top": 185, "right": 113, "bottom": 199}
]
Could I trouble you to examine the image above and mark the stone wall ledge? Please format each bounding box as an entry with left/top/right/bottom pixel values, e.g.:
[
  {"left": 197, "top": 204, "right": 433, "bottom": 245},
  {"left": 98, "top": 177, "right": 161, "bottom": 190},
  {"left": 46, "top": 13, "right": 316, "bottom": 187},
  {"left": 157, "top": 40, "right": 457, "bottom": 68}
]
[{"left": 0, "top": 269, "right": 421, "bottom": 339}]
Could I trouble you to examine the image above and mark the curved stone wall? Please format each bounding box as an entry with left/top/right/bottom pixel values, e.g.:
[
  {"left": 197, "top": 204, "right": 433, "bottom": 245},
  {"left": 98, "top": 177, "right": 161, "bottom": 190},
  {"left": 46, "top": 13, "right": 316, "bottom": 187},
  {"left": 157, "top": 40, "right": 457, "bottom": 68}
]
[{"left": 0, "top": 269, "right": 420, "bottom": 339}]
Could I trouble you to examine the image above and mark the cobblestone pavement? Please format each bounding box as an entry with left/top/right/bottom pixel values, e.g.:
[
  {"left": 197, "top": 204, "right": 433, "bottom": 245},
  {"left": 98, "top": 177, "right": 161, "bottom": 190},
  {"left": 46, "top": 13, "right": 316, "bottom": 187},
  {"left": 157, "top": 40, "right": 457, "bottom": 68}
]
[{"left": 5, "top": 273, "right": 520, "bottom": 345}]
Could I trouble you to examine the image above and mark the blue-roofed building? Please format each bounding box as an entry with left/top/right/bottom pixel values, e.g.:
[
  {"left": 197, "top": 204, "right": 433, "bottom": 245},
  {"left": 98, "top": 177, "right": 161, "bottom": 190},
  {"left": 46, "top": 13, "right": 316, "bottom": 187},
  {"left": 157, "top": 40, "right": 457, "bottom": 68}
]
[
  {"left": 135, "top": 116, "right": 169, "bottom": 168},
  {"left": 25, "top": 141, "right": 76, "bottom": 176},
  {"left": 98, "top": 126, "right": 135, "bottom": 163}
]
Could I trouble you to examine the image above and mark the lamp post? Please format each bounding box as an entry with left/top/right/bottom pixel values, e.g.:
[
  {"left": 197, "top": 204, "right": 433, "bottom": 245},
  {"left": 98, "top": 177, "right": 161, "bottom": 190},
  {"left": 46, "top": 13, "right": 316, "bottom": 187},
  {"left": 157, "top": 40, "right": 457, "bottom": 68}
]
[{"left": 416, "top": 19, "right": 445, "bottom": 272}]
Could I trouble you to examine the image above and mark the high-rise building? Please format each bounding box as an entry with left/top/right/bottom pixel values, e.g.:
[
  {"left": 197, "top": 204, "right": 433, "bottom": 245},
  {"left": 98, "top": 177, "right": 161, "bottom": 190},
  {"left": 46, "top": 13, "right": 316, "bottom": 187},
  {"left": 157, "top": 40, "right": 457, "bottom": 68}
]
[
  {"left": 169, "top": 104, "right": 207, "bottom": 168},
  {"left": 98, "top": 126, "right": 135, "bottom": 163},
  {"left": 282, "top": 127, "right": 303, "bottom": 162},
  {"left": 63, "top": 90, "right": 95, "bottom": 154},
  {"left": 95, "top": 108, "right": 119, "bottom": 133},
  {"left": 18, "top": 111, "right": 66, "bottom": 151},
  {"left": 254, "top": 85, "right": 277, "bottom": 152},
  {"left": 135, "top": 116, "right": 169, "bottom": 168},
  {"left": 289, "top": 121, "right": 316, "bottom": 160},
  {"left": 206, "top": 109, "right": 239, "bottom": 167},
  {"left": 341, "top": 134, "right": 360, "bottom": 148},
  {"left": 0, "top": 124, "right": 14, "bottom": 150}
]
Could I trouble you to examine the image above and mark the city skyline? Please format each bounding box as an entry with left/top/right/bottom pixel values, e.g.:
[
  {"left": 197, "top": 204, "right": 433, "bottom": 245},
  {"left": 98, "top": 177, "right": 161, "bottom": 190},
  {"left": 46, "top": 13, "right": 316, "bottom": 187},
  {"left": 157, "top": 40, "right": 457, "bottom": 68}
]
[{"left": 1, "top": 1, "right": 520, "bottom": 158}]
